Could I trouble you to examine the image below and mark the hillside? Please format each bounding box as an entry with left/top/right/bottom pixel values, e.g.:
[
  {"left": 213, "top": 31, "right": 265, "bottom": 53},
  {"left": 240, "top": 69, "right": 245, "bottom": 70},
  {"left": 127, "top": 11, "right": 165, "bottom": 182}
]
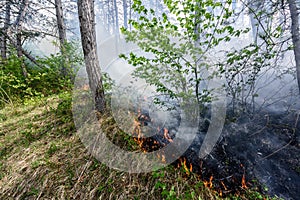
[{"left": 0, "top": 93, "right": 275, "bottom": 200}]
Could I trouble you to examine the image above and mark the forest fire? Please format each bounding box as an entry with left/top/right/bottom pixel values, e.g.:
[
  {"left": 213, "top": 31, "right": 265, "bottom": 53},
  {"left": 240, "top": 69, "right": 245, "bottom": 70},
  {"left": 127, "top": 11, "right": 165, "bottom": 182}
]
[
  {"left": 240, "top": 164, "right": 248, "bottom": 189},
  {"left": 129, "top": 106, "right": 254, "bottom": 197},
  {"left": 203, "top": 176, "right": 213, "bottom": 189}
]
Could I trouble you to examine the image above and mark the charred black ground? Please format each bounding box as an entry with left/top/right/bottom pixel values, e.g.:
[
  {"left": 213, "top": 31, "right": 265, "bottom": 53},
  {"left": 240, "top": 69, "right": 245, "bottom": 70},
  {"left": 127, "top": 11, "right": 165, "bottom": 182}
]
[{"left": 132, "top": 106, "right": 300, "bottom": 199}]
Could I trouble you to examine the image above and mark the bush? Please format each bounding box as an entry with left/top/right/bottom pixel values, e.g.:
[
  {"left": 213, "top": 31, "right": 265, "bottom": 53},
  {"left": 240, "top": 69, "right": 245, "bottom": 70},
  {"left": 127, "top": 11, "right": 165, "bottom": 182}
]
[{"left": 0, "top": 41, "right": 83, "bottom": 108}]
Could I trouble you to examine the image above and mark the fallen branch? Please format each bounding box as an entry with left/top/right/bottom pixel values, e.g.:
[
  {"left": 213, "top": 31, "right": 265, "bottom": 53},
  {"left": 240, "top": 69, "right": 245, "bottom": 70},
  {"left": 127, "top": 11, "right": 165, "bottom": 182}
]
[{"left": 259, "top": 139, "right": 293, "bottom": 161}]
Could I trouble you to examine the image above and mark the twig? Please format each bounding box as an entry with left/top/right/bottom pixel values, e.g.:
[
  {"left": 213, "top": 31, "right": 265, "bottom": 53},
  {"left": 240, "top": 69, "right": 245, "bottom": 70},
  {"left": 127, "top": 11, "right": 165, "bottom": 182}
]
[
  {"left": 250, "top": 115, "right": 269, "bottom": 136},
  {"left": 294, "top": 111, "right": 299, "bottom": 129},
  {"left": 259, "top": 139, "right": 293, "bottom": 161}
]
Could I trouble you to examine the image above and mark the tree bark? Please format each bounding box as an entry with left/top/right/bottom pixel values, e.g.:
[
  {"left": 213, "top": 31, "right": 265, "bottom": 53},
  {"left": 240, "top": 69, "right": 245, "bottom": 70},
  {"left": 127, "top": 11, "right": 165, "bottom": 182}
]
[
  {"left": 123, "top": 0, "right": 128, "bottom": 29},
  {"left": 288, "top": 0, "right": 300, "bottom": 94},
  {"left": 77, "top": 0, "right": 106, "bottom": 114},
  {"left": 55, "top": 0, "right": 68, "bottom": 77},
  {"left": 248, "top": 0, "right": 266, "bottom": 44},
  {"left": 113, "top": 0, "right": 119, "bottom": 34},
  {"left": 0, "top": 0, "right": 11, "bottom": 60},
  {"left": 15, "top": 0, "right": 29, "bottom": 78},
  {"left": 16, "top": 32, "right": 28, "bottom": 77}
]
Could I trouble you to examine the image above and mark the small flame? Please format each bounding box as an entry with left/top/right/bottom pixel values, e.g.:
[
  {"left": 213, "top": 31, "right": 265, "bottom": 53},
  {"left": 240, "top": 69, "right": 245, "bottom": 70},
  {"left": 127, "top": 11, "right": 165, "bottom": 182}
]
[
  {"left": 189, "top": 163, "right": 192, "bottom": 172},
  {"left": 240, "top": 164, "right": 248, "bottom": 189},
  {"left": 204, "top": 176, "right": 213, "bottom": 189},
  {"left": 209, "top": 176, "right": 213, "bottom": 188},
  {"left": 161, "top": 155, "right": 166, "bottom": 163},
  {"left": 241, "top": 174, "right": 247, "bottom": 189},
  {"left": 163, "top": 128, "right": 173, "bottom": 142},
  {"left": 180, "top": 158, "right": 190, "bottom": 175},
  {"left": 219, "top": 190, "right": 222, "bottom": 197}
]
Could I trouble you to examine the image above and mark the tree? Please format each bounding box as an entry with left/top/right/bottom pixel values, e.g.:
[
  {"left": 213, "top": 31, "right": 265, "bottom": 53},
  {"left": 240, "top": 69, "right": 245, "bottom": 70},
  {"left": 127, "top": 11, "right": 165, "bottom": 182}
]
[
  {"left": 120, "top": 0, "right": 244, "bottom": 117},
  {"left": 15, "top": 0, "right": 30, "bottom": 77},
  {"left": 77, "top": 0, "right": 106, "bottom": 114},
  {"left": 122, "top": 0, "right": 128, "bottom": 29},
  {"left": 55, "top": 0, "right": 69, "bottom": 77},
  {"left": 288, "top": 0, "right": 300, "bottom": 93},
  {"left": 0, "top": 0, "right": 11, "bottom": 60}
]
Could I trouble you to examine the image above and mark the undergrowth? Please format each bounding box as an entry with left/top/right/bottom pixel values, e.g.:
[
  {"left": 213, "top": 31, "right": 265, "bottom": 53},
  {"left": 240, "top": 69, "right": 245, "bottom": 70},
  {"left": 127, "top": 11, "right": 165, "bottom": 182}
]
[{"left": 0, "top": 93, "right": 281, "bottom": 200}]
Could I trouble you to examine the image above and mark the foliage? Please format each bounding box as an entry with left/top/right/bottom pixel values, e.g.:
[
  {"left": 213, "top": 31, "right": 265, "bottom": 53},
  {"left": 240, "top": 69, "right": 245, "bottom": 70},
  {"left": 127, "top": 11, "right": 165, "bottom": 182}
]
[
  {"left": 120, "top": 0, "right": 295, "bottom": 116},
  {"left": 0, "top": 93, "right": 281, "bottom": 199},
  {"left": 0, "top": 41, "right": 83, "bottom": 108},
  {"left": 120, "top": 0, "right": 247, "bottom": 114}
]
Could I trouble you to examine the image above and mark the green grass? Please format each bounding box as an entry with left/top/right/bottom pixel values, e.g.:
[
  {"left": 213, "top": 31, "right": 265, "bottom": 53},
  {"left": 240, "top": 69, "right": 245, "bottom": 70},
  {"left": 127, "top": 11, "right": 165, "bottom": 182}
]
[{"left": 0, "top": 92, "right": 281, "bottom": 199}]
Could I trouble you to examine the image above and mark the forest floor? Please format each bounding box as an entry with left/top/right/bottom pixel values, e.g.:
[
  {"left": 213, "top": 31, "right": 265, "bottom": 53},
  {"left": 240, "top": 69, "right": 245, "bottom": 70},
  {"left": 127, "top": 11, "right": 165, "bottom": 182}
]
[{"left": 0, "top": 92, "right": 280, "bottom": 200}]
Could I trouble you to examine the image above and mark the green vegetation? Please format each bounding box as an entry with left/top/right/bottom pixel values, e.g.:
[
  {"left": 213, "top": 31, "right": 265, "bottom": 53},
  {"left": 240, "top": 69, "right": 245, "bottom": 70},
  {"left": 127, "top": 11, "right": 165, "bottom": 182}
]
[
  {"left": 0, "top": 0, "right": 293, "bottom": 199},
  {"left": 0, "top": 93, "right": 282, "bottom": 199},
  {"left": 0, "top": 41, "right": 82, "bottom": 109}
]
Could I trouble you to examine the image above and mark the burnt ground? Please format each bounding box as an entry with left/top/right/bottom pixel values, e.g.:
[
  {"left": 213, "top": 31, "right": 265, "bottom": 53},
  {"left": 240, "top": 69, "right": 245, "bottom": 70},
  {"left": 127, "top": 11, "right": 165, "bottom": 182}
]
[
  {"left": 136, "top": 107, "right": 300, "bottom": 199},
  {"left": 185, "top": 109, "right": 300, "bottom": 199}
]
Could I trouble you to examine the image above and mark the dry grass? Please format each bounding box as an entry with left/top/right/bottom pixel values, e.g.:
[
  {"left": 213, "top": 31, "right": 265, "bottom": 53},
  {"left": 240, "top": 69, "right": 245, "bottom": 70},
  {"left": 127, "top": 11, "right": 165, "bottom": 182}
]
[{"left": 0, "top": 93, "right": 270, "bottom": 200}]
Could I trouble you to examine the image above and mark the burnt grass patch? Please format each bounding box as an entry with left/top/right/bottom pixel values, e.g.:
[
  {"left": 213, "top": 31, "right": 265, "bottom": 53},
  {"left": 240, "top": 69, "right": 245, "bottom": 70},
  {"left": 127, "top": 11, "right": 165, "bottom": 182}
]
[{"left": 129, "top": 106, "right": 300, "bottom": 199}]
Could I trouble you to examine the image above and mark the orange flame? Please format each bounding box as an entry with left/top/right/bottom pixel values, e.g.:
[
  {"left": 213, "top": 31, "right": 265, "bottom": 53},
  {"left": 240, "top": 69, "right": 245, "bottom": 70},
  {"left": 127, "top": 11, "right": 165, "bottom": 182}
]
[
  {"left": 240, "top": 164, "right": 248, "bottom": 189},
  {"left": 219, "top": 190, "right": 222, "bottom": 197},
  {"left": 163, "top": 128, "right": 173, "bottom": 142},
  {"left": 161, "top": 155, "right": 166, "bottom": 163},
  {"left": 179, "top": 158, "right": 190, "bottom": 175},
  {"left": 241, "top": 174, "right": 247, "bottom": 189},
  {"left": 204, "top": 176, "right": 213, "bottom": 189}
]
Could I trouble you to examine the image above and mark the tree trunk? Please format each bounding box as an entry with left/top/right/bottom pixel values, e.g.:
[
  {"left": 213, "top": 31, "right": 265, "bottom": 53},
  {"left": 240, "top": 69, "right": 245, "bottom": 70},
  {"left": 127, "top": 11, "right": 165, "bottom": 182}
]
[
  {"left": 77, "top": 0, "right": 106, "bottom": 114},
  {"left": 15, "top": 0, "right": 29, "bottom": 78},
  {"left": 129, "top": 0, "right": 132, "bottom": 30},
  {"left": 0, "top": 0, "right": 11, "bottom": 60},
  {"left": 288, "top": 0, "right": 300, "bottom": 94},
  {"left": 16, "top": 33, "right": 27, "bottom": 77},
  {"left": 55, "top": 0, "right": 68, "bottom": 77},
  {"left": 248, "top": 0, "right": 266, "bottom": 44},
  {"left": 113, "top": 0, "right": 119, "bottom": 34},
  {"left": 123, "top": 0, "right": 128, "bottom": 29}
]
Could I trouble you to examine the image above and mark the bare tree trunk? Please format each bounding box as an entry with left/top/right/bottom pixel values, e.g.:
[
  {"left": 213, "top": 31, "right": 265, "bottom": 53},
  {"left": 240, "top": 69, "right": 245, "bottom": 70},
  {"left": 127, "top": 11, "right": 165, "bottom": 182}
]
[
  {"left": 16, "top": 32, "right": 27, "bottom": 77},
  {"left": 0, "top": 0, "right": 11, "bottom": 60},
  {"left": 55, "top": 0, "right": 68, "bottom": 77},
  {"left": 123, "top": 0, "right": 128, "bottom": 29},
  {"left": 248, "top": 0, "right": 266, "bottom": 44},
  {"left": 129, "top": 0, "right": 132, "bottom": 30},
  {"left": 113, "top": 0, "right": 119, "bottom": 34},
  {"left": 288, "top": 0, "right": 300, "bottom": 94},
  {"left": 78, "top": 0, "right": 106, "bottom": 114},
  {"left": 0, "top": 32, "right": 6, "bottom": 60},
  {"left": 15, "top": 0, "right": 29, "bottom": 78}
]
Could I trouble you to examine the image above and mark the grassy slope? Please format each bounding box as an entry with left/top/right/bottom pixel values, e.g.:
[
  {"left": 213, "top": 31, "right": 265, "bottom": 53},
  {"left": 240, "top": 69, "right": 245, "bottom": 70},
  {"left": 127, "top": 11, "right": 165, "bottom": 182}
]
[{"left": 0, "top": 93, "right": 272, "bottom": 200}]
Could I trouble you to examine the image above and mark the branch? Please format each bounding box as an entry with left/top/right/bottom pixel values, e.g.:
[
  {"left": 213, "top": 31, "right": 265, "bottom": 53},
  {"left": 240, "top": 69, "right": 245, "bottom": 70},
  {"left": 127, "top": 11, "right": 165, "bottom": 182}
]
[{"left": 2, "top": 30, "right": 46, "bottom": 69}]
